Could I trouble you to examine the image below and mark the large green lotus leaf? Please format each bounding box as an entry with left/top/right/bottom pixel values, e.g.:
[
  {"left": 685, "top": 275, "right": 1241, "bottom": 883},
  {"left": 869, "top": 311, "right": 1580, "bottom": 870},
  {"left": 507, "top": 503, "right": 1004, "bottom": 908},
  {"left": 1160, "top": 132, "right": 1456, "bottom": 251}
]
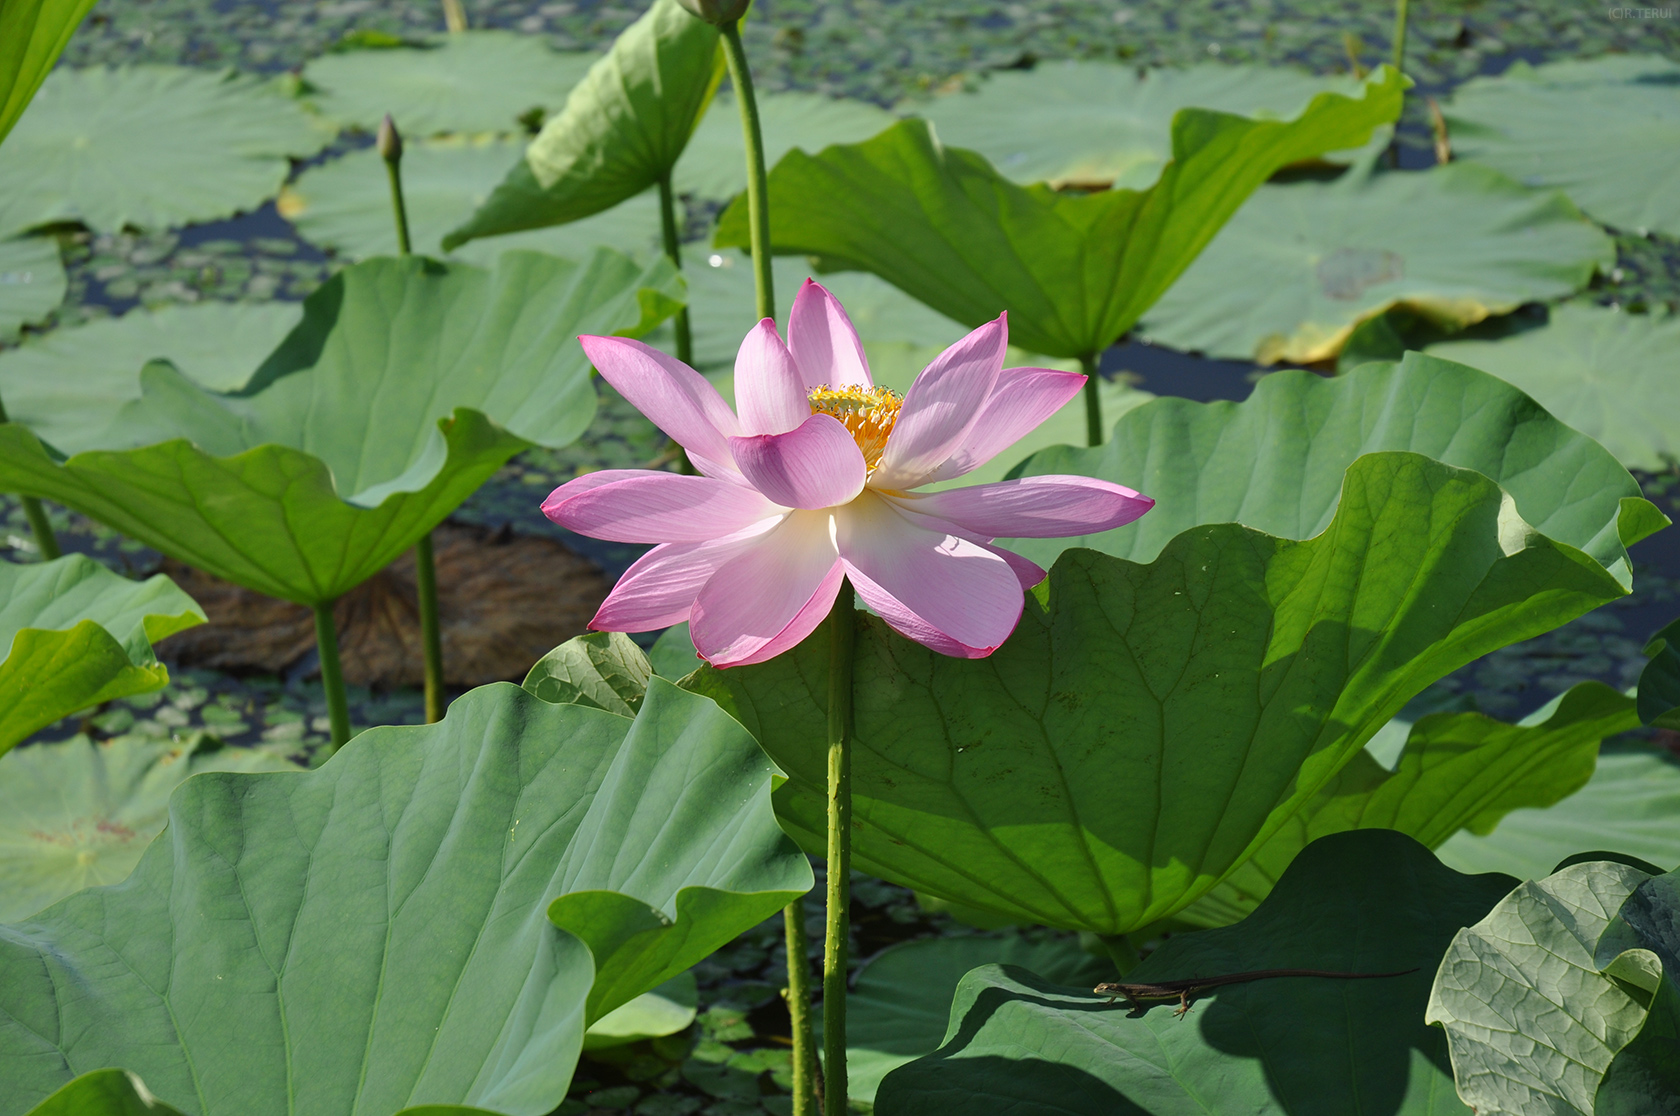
[
  {"left": 1437, "top": 748, "right": 1680, "bottom": 882},
  {"left": 875, "top": 830, "right": 1512, "bottom": 1116},
  {"left": 1138, "top": 162, "right": 1612, "bottom": 364},
  {"left": 671, "top": 90, "right": 896, "bottom": 201},
  {"left": 282, "top": 138, "right": 663, "bottom": 267},
  {"left": 1422, "top": 303, "right": 1680, "bottom": 473},
  {"left": 299, "top": 32, "right": 599, "bottom": 136},
  {"left": 0, "top": 555, "right": 203, "bottom": 756},
  {"left": 838, "top": 933, "right": 1113, "bottom": 1103},
  {"left": 1445, "top": 54, "right": 1680, "bottom": 239},
  {"left": 1425, "top": 858, "right": 1675, "bottom": 1115},
  {"left": 1007, "top": 353, "right": 1658, "bottom": 588},
  {"left": 0, "top": 301, "right": 303, "bottom": 456},
  {"left": 443, "top": 0, "right": 723, "bottom": 250},
  {"left": 1179, "top": 682, "right": 1639, "bottom": 928},
  {"left": 689, "top": 448, "right": 1630, "bottom": 932},
  {"left": 712, "top": 68, "right": 1404, "bottom": 360},
  {"left": 0, "top": 66, "right": 330, "bottom": 238},
  {"left": 0, "top": 250, "right": 681, "bottom": 605},
  {"left": 0, "top": 678, "right": 811, "bottom": 1116},
  {"left": 914, "top": 60, "right": 1372, "bottom": 189},
  {"left": 0, "top": 234, "right": 64, "bottom": 341},
  {"left": 0, "top": 0, "right": 98, "bottom": 147},
  {"left": 0, "top": 734, "right": 298, "bottom": 922}
]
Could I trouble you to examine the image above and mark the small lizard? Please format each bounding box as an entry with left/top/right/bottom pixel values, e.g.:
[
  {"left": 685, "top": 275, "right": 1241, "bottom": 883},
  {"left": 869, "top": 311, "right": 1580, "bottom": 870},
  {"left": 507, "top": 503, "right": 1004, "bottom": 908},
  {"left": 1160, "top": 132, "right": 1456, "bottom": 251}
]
[{"left": 1094, "top": 967, "right": 1419, "bottom": 1018}]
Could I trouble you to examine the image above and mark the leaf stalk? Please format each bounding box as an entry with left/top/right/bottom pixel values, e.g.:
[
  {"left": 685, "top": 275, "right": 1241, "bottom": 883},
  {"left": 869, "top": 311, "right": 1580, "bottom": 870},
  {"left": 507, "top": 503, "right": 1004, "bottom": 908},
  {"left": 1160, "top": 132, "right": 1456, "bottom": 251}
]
[
  {"left": 823, "top": 579, "right": 856, "bottom": 1116},
  {"left": 314, "top": 600, "right": 352, "bottom": 749}
]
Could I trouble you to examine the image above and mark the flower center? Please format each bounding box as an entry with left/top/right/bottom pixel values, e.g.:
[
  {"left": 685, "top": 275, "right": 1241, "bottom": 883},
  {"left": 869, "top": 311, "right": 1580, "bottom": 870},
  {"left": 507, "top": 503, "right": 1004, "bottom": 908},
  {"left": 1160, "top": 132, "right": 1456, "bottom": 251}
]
[{"left": 808, "top": 384, "right": 901, "bottom": 472}]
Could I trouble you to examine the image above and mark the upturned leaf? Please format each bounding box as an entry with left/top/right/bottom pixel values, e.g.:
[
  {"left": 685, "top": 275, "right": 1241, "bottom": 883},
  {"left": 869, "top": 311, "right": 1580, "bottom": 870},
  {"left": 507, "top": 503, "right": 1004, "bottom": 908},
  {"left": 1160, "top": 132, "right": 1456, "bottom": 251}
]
[
  {"left": 1180, "top": 682, "right": 1640, "bottom": 928},
  {"left": 443, "top": 0, "right": 724, "bottom": 249},
  {"left": 712, "top": 67, "right": 1405, "bottom": 359},
  {"left": 0, "top": 0, "right": 99, "bottom": 146},
  {"left": 0, "top": 678, "right": 811, "bottom": 1116},
  {"left": 0, "top": 249, "right": 681, "bottom": 606},
  {"left": 523, "top": 630, "right": 653, "bottom": 716},
  {"left": 875, "top": 830, "right": 1514, "bottom": 1116},
  {"left": 0, "top": 555, "right": 203, "bottom": 756},
  {"left": 1426, "top": 858, "right": 1680, "bottom": 1114}
]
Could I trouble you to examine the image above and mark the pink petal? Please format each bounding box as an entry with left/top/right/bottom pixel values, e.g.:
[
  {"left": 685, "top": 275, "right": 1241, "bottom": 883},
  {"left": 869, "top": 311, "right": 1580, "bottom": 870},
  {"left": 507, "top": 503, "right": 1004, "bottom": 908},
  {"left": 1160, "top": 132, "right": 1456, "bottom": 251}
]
[
  {"left": 580, "top": 335, "right": 742, "bottom": 478},
  {"left": 886, "top": 475, "right": 1154, "bottom": 539},
  {"left": 787, "top": 279, "right": 873, "bottom": 390},
  {"left": 836, "top": 492, "right": 1023, "bottom": 658},
  {"left": 690, "top": 510, "right": 845, "bottom": 667},
  {"left": 976, "top": 540, "right": 1047, "bottom": 590},
  {"left": 734, "top": 319, "right": 812, "bottom": 436},
  {"left": 870, "top": 315, "right": 1008, "bottom": 491},
  {"left": 921, "top": 367, "right": 1089, "bottom": 484},
  {"left": 543, "top": 471, "right": 781, "bottom": 543},
  {"left": 729, "top": 413, "right": 867, "bottom": 510},
  {"left": 591, "top": 521, "right": 779, "bottom": 631}
]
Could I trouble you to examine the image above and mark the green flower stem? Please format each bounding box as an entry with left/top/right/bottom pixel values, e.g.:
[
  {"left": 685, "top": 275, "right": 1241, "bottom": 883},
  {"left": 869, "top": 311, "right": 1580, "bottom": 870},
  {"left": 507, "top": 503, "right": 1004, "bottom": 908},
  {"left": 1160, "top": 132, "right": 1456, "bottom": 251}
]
[
  {"left": 784, "top": 894, "right": 819, "bottom": 1115},
  {"left": 383, "top": 124, "right": 445, "bottom": 723},
  {"left": 313, "top": 601, "right": 352, "bottom": 749},
  {"left": 720, "top": 19, "right": 774, "bottom": 322},
  {"left": 1389, "top": 0, "right": 1409, "bottom": 167},
  {"left": 441, "top": 0, "right": 467, "bottom": 32},
  {"left": 721, "top": 20, "right": 814, "bottom": 1111},
  {"left": 657, "top": 171, "right": 695, "bottom": 367},
  {"left": 1098, "top": 933, "right": 1141, "bottom": 977},
  {"left": 823, "top": 580, "right": 856, "bottom": 1116},
  {"left": 1081, "top": 353, "right": 1103, "bottom": 447},
  {"left": 0, "top": 394, "right": 61, "bottom": 560}
]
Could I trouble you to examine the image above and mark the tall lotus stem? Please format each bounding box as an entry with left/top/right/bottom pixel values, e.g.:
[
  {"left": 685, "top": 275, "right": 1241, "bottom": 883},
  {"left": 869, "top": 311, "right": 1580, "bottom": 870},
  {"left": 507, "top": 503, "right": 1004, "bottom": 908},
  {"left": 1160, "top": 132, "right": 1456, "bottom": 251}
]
[
  {"left": 442, "top": 0, "right": 467, "bottom": 32},
  {"left": 657, "top": 170, "right": 698, "bottom": 475},
  {"left": 717, "top": 19, "right": 817, "bottom": 1113},
  {"left": 1389, "top": 0, "right": 1409, "bottom": 167},
  {"left": 380, "top": 115, "right": 446, "bottom": 724},
  {"left": 314, "top": 601, "right": 352, "bottom": 749},
  {"left": 823, "top": 580, "right": 856, "bottom": 1116},
  {"left": 0, "top": 395, "right": 60, "bottom": 560},
  {"left": 1081, "top": 353, "right": 1103, "bottom": 447}
]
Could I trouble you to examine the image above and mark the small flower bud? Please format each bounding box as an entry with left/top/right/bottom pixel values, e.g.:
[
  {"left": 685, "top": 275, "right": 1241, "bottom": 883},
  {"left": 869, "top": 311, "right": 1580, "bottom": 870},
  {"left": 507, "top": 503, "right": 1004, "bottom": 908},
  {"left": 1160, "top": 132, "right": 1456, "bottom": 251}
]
[
  {"left": 376, "top": 114, "right": 403, "bottom": 163},
  {"left": 674, "top": 0, "right": 750, "bottom": 25}
]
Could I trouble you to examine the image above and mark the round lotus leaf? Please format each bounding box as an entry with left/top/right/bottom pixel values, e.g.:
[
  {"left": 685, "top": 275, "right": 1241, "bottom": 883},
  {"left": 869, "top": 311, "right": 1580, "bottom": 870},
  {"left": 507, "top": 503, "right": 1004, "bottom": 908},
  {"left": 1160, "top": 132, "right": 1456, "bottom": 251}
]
[
  {"left": 672, "top": 90, "right": 896, "bottom": 200},
  {"left": 0, "top": 300, "right": 303, "bottom": 456},
  {"left": 1422, "top": 303, "right": 1680, "bottom": 473},
  {"left": 282, "top": 136, "right": 663, "bottom": 265},
  {"left": 1445, "top": 54, "right": 1680, "bottom": 238},
  {"left": 0, "top": 234, "right": 64, "bottom": 341},
  {"left": 914, "top": 60, "right": 1374, "bottom": 189},
  {"left": 1139, "top": 161, "right": 1613, "bottom": 363},
  {"left": 0, "top": 734, "right": 298, "bottom": 923},
  {"left": 0, "top": 65, "right": 331, "bottom": 238},
  {"left": 299, "top": 31, "right": 600, "bottom": 137}
]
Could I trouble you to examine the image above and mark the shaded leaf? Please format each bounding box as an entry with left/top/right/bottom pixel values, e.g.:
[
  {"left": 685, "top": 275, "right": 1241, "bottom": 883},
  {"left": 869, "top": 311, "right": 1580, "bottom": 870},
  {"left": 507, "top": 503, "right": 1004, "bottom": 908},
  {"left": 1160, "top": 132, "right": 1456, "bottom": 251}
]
[
  {"left": 0, "top": 0, "right": 99, "bottom": 147},
  {"left": 876, "top": 830, "right": 1511, "bottom": 1116},
  {"left": 24, "top": 1070, "right": 186, "bottom": 1116},
  {"left": 713, "top": 68, "right": 1404, "bottom": 359},
  {"left": 523, "top": 630, "right": 652, "bottom": 716},
  {"left": 1445, "top": 54, "right": 1680, "bottom": 239},
  {"left": 443, "top": 0, "right": 723, "bottom": 249},
  {"left": 0, "top": 65, "right": 330, "bottom": 238},
  {"left": 582, "top": 971, "right": 698, "bottom": 1050},
  {"left": 1138, "top": 162, "right": 1613, "bottom": 363},
  {"left": 298, "top": 31, "right": 598, "bottom": 136},
  {"left": 1423, "top": 303, "right": 1680, "bottom": 473},
  {"left": 914, "top": 60, "right": 1374, "bottom": 189},
  {"left": 0, "top": 678, "right": 811, "bottom": 1116},
  {"left": 0, "top": 733, "right": 298, "bottom": 922},
  {"left": 0, "top": 555, "right": 203, "bottom": 756},
  {"left": 690, "top": 447, "right": 1629, "bottom": 933},
  {"left": 0, "top": 250, "right": 681, "bottom": 606},
  {"left": 0, "top": 301, "right": 304, "bottom": 456},
  {"left": 0, "top": 234, "right": 64, "bottom": 342},
  {"left": 1180, "top": 682, "right": 1639, "bottom": 928},
  {"left": 1640, "top": 615, "right": 1680, "bottom": 730},
  {"left": 283, "top": 137, "right": 663, "bottom": 266}
]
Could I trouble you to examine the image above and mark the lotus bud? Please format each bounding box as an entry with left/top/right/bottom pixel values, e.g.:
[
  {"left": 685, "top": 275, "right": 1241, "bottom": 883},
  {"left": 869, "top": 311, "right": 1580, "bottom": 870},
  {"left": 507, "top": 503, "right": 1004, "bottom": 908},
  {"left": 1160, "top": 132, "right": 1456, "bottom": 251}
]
[
  {"left": 376, "top": 114, "right": 403, "bottom": 164},
  {"left": 674, "top": 0, "right": 750, "bottom": 25}
]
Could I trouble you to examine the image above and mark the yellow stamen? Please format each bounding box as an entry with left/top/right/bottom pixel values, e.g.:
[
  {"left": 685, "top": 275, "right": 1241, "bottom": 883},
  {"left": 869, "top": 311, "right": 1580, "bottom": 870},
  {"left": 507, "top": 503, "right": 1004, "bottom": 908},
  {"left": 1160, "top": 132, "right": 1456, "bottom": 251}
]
[{"left": 808, "top": 384, "right": 902, "bottom": 472}]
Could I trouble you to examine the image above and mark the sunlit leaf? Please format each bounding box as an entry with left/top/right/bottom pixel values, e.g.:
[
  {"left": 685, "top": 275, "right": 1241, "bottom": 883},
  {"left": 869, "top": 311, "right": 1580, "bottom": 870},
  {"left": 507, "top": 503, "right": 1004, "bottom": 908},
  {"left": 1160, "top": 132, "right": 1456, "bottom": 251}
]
[
  {"left": 672, "top": 90, "right": 894, "bottom": 200},
  {"left": 0, "top": 234, "right": 64, "bottom": 342},
  {"left": 0, "top": 0, "right": 99, "bottom": 147}
]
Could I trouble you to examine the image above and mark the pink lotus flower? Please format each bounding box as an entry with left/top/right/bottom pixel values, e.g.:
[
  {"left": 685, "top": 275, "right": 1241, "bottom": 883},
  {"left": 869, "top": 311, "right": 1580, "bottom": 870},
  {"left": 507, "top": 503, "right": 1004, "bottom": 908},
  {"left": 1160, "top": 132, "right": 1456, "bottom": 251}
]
[{"left": 545, "top": 280, "right": 1154, "bottom": 668}]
